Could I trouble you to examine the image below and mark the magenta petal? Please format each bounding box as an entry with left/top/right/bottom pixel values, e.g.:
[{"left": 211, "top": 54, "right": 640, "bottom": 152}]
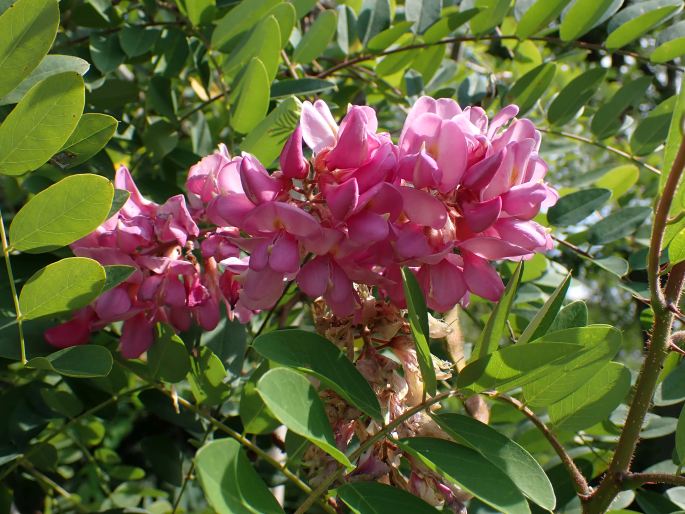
[
  {"left": 458, "top": 236, "right": 531, "bottom": 260},
  {"left": 462, "top": 149, "right": 506, "bottom": 191},
  {"left": 347, "top": 211, "right": 389, "bottom": 244},
  {"left": 326, "top": 107, "right": 369, "bottom": 170},
  {"left": 399, "top": 151, "right": 440, "bottom": 190},
  {"left": 244, "top": 202, "right": 320, "bottom": 238},
  {"left": 120, "top": 314, "right": 155, "bottom": 358},
  {"left": 269, "top": 235, "right": 300, "bottom": 274},
  {"left": 462, "top": 196, "right": 502, "bottom": 233},
  {"left": 297, "top": 256, "right": 330, "bottom": 298},
  {"left": 164, "top": 275, "right": 187, "bottom": 307},
  {"left": 114, "top": 166, "right": 157, "bottom": 217},
  {"left": 44, "top": 309, "right": 93, "bottom": 348},
  {"left": 436, "top": 120, "right": 467, "bottom": 193},
  {"left": 400, "top": 186, "right": 447, "bottom": 229},
  {"left": 280, "top": 125, "right": 310, "bottom": 179},
  {"left": 249, "top": 240, "right": 270, "bottom": 271},
  {"left": 326, "top": 178, "right": 359, "bottom": 220},
  {"left": 94, "top": 287, "right": 132, "bottom": 321},
  {"left": 501, "top": 182, "right": 548, "bottom": 219},
  {"left": 208, "top": 193, "right": 255, "bottom": 228},
  {"left": 241, "top": 268, "right": 286, "bottom": 310},
  {"left": 418, "top": 259, "right": 466, "bottom": 312},
  {"left": 240, "top": 154, "right": 282, "bottom": 204},
  {"left": 463, "top": 252, "right": 504, "bottom": 301}
]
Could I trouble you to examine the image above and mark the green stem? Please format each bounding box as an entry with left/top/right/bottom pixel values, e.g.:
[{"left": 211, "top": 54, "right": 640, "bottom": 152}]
[
  {"left": 293, "top": 391, "right": 456, "bottom": 514},
  {"left": 584, "top": 134, "right": 685, "bottom": 514},
  {"left": 0, "top": 207, "right": 25, "bottom": 364}
]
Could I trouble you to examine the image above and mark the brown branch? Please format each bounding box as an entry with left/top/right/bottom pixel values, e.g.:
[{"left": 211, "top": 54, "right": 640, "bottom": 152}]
[
  {"left": 622, "top": 472, "right": 685, "bottom": 489},
  {"left": 484, "top": 392, "right": 590, "bottom": 498}
]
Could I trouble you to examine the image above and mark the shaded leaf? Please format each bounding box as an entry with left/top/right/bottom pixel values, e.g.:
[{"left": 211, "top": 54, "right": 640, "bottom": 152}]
[
  {"left": 504, "top": 62, "right": 556, "bottom": 115},
  {"left": 102, "top": 265, "right": 135, "bottom": 293},
  {"left": 242, "top": 96, "right": 301, "bottom": 165},
  {"left": 518, "top": 272, "right": 572, "bottom": 344},
  {"left": 433, "top": 413, "right": 555, "bottom": 510},
  {"left": 406, "top": 0, "right": 441, "bottom": 34},
  {"left": 253, "top": 329, "right": 382, "bottom": 421},
  {"left": 402, "top": 267, "right": 437, "bottom": 396},
  {"left": 27, "top": 345, "right": 112, "bottom": 378},
  {"left": 547, "top": 188, "right": 611, "bottom": 227},
  {"left": 591, "top": 76, "right": 652, "bottom": 139},
  {"left": 587, "top": 206, "right": 652, "bottom": 245},
  {"left": 257, "top": 367, "right": 353, "bottom": 468},
  {"left": 560, "top": 0, "right": 620, "bottom": 41},
  {"left": 148, "top": 325, "right": 190, "bottom": 383},
  {"left": 358, "top": 0, "right": 391, "bottom": 47},
  {"left": 547, "top": 67, "right": 607, "bottom": 126},
  {"left": 337, "top": 482, "right": 441, "bottom": 514},
  {"left": 516, "top": 0, "right": 569, "bottom": 39}
]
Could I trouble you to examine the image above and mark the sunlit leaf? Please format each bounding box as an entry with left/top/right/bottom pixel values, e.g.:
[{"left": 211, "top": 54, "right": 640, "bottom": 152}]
[{"left": 293, "top": 9, "right": 337, "bottom": 64}]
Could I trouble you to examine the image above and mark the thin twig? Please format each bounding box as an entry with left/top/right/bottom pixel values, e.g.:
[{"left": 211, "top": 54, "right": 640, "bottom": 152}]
[
  {"left": 539, "top": 128, "right": 661, "bottom": 176},
  {"left": 484, "top": 392, "right": 590, "bottom": 497},
  {"left": 0, "top": 207, "right": 25, "bottom": 364}
]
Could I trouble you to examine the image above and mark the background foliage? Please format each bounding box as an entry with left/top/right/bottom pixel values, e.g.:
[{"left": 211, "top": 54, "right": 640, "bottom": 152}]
[{"left": 1, "top": 0, "right": 685, "bottom": 513}]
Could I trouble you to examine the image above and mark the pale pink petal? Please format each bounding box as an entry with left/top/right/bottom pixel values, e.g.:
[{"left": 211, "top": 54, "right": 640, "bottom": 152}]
[
  {"left": 301, "top": 100, "right": 337, "bottom": 153},
  {"left": 436, "top": 120, "right": 467, "bottom": 193}
]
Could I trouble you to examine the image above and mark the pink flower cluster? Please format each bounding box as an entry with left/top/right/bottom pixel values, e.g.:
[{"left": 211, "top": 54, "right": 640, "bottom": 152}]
[{"left": 45, "top": 96, "right": 557, "bottom": 357}]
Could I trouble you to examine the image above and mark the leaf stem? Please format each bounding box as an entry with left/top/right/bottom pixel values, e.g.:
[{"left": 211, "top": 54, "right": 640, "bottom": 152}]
[
  {"left": 585, "top": 133, "right": 685, "bottom": 513},
  {"left": 293, "top": 391, "right": 456, "bottom": 514},
  {"left": 484, "top": 392, "right": 590, "bottom": 497},
  {"left": 0, "top": 207, "right": 26, "bottom": 364}
]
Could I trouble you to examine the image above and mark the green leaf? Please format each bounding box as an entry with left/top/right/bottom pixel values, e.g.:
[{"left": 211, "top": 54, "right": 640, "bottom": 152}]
[
  {"left": 631, "top": 96, "right": 676, "bottom": 156},
  {"left": 107, "top": 189, "right": 130, "bottom": 219},
  {"left": 591, "top": 76, "right": 652, "bottom": 139},
  {"left": 40, "top": 389, "right": 83, "bottom": 417},
  {"left": 471, "top": 262, "right": 523, "bottom": 361},
  {"left": 252, "top": 329, "right": 383, "bottom": 421},
  {"left": 432, "top": 413, "right": 556, "bottom": 510},
  {"left": 548, "top": 301, "right": 588, "bottom": 332},
  {"left": 142, "top": 120, "right": 178, "bottom": 162},
  {"left": 290, "top": 0, "right": 317, "bottom": 19},
  {"left": 0, "top": 0, "right": 59, "bottom": 99},
  {"left": 184, "top": 0, "right": 216, "bottom": 26},
  {"left": 336, "top": 4, "right": 357, "bottom": 54},
  {"left": 401, "top": 267, "right": 437, "bottom": 396},
  {"left": 670, "top": 229, "right": 685, "bottom": 265},
  {"left": 211, "top": 0, "right": 281, "bottom": 51},
  {"left": 549, "top": 361, "right": 631, "bottom": 431},
  {"left": 0, "top": 72, "right": 85, "bottom": 176},
  {"left": 662, "top": 75, "right": 685, "bottom": 190},
  {"left": 271, "top": 78, "right": 336, "bottom": 98},
  {"left": 676, "top": 405, "right": 685, "bottom": 465},
  {"left": 118, "top": 26, "right": 161, "bottom": 57},
  {"left": 221, "top": 15, "right": 281, "bottom": 81},
  {"left": 293, "top": 9, "right": 337, "bottom": 64},
  {"left": 148, "top": 325, "right": 190, "bottom": 383},
  {"left": 518, "top": 272, "right": 572, "bottom": 344},
  {"left": 10, "top": 174, "right": 114, "bottom": 253},
  {"left": 547, "top": 67, "right": 607, "bottom": 126},
  {"left": 337, "top": 482, "right": 441, "bottom": 514},
  {"left": 367, "top": 20, "right": 413, "bottom": 50},
  {"left": 358, "top": 0, "right": 391, "bottom": 47},
  {"left": 398, "top": 437, "right": 531, "bottom": 514},
  {"left": 422, "top": 8, "right": 479, "bottom": 44},
  {"left": 27, "top": 345, "right": 113, "bottom": 378},
  {"left": 456, "top": 341, "right": 583, "bottom": 393},
  {"left": 595, "top": 165, "right": 640, "bottom": 200},
  {"left": 406, "top": 0, "right": 441, "bottom": 34},
  {"left": 547, "top": 188, "right": 611, "bottom": 227},
  {"left": 242, "top": 97, "right": 301, "bottom": 165},
  {"left": 52, "top": 113, "right": 118, "bottom": 168},
  {"left": 504, "top": 62, "right": 556, "bottom": 115},
  {"left": 606, "top": 2, "right": 681, "bottom": 50},
  {"left": 230, "top": 57, "right": 270, "bottom": 134},
  {"left": 559, "top": 0, "right": 619, "bottom": 41},
  {"left": 522, "top": 325, "right": 622, "bottom": 407},
  {"left": 257, "top": 367, "right": 353, "bottom": 468},
  {"left": 516, "top": 0, "right": 568, "bottom": 39},
  {"left": 466, "top": 0, "right": 511, "bottom": 36},
  {"left": 102, "top": 265, "right": 135, "bottom": 292},
  {"left": 19, "top": 257, "right": 105, "bottom": 320},
  {"left": 586, "top": 206, "right": 652, "bottom": 245},
  {"left": 239, "top": 361, "right": 281, "bottom": 434},
  {"left": 267, "top": 2, "right": 296, "bottom": 47},
  {"left": 651, "top": 20, "right": 685, "bottom": 63},
  {"left": 89, "top": 33, "right": 125, "bottom": 74},
  {"left": 0, "top": 54, "right": 89, "bottom": 106},
  {"left": 153, "top": 28, "right": 189, "bottom": 78},
  {"left": 195, "top": 439, "right": 284, "bottom": 514},
  {"left": 188, "top": 347, "right": 229, "bottom": 406}
]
